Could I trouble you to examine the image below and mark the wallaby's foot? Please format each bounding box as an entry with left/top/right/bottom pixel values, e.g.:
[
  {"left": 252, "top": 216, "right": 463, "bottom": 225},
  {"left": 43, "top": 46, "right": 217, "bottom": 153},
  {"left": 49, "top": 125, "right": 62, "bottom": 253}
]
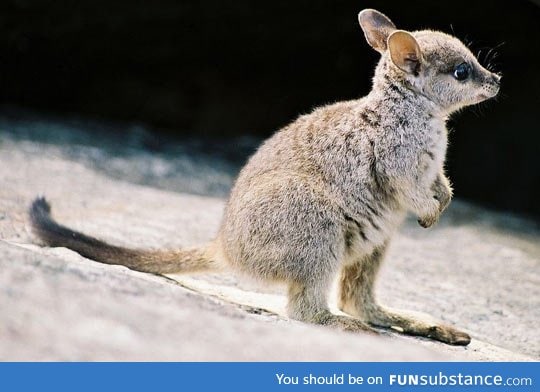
[
  {"left": 300, "top": 310, "right": 379, "bottom": 334},
  {"left": 367, "top": 307, "right": 470, "bottom": 346},
  {"left": 287, "top": 281, "right": 378, "bottom": 335},
  {"left": 321, "top": 314, "right": 379, "bottom": 334},
  {"left": 416, "top": 324, "right": 470, "bottom": 346},
  {"left": 338, "top": 247, "right": 470, "bottom": 346},
  {"left": 386, "top": 320, "right": 470, "bottom": 345}
]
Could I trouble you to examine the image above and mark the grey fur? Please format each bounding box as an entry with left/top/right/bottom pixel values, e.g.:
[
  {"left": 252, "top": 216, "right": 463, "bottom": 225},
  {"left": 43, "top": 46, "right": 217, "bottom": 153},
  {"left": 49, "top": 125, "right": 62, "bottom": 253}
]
[{"left": 30, "top": 9, "right": 500, "bottom": 346}]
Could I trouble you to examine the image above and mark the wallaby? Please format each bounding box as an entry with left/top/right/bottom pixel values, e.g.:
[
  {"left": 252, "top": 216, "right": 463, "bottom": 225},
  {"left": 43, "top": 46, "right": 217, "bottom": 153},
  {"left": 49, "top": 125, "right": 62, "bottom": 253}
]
[{"left": 30, "top": 9, "right": 501, "bottom": 346}]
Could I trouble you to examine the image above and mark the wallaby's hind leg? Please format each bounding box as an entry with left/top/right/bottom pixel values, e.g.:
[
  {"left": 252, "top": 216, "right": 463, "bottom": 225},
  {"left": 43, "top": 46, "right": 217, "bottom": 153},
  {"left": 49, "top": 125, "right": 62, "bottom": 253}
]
[
  {"left": 287, "top": 280, "right": 377, "bottom": 333},
  {"left": 338, "top": 245, "right": 471, "bottom": 346}
]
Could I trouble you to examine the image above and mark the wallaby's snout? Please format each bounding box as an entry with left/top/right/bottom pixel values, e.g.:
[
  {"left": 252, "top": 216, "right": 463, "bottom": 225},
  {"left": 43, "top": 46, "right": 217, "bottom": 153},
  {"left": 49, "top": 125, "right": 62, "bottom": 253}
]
[
  {"left": 490, "top": 72, "right": 502, "bottom": 95},
  {"left": 476, "top": 68, "right": 502, "bottom": 102}
]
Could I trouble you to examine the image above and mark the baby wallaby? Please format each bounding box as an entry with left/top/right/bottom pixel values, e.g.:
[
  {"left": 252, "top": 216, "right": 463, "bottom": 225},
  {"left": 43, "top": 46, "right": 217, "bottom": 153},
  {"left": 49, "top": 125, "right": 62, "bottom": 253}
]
[{"left": 30, "top": 9, "right": 500, "bottom": 346}]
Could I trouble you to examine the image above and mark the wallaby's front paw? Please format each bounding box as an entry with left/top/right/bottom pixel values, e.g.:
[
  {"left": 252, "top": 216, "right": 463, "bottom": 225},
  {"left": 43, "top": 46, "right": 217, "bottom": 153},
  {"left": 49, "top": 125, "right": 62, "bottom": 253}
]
[
  {"left": 417, "top": 213, "right": 439, "bottom": 228},
  {"left": 417, "top": 196, "right": 441, "bottom": 228},
  {"left": 434, "top": 190, "right": 451, "bottom": 213},
  {"left": 432, "top": 175, "right": 453, "bottom": 213}
]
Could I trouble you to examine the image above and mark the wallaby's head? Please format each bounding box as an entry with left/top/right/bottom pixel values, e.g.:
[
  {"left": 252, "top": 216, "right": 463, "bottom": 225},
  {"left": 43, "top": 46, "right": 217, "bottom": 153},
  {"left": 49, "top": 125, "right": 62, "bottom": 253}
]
[{"left": 358, "top": 9, "right": 501, "bottom": 114}]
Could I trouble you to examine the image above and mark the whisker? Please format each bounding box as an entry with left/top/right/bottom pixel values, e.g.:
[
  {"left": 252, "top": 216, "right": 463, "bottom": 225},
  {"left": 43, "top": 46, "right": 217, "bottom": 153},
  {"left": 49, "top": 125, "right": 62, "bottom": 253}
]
[
  {"left": 487, "top": 52, "right": 500, "bottom": 64},
  {"left": 477, "top": 49, "right": 483, "bottom": 62},
  {"left": 491, "top": 41, "right": 506, "bottom": 53},
  {"left": 484, "top": 41, "right": 505, "bottom": 67}
]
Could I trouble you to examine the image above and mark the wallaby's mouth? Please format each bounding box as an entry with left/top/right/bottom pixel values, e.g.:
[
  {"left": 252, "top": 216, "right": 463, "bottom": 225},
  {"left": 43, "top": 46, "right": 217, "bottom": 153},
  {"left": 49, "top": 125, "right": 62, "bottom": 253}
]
[
  {"left": 475, "top": 89, "right": 499, "bottom": 104},
  {"left": 473, "top": 73, "right": 501, "bottom": 104},
  {"left": 473, "top": 94, "right": 491, "bottom": 104}
]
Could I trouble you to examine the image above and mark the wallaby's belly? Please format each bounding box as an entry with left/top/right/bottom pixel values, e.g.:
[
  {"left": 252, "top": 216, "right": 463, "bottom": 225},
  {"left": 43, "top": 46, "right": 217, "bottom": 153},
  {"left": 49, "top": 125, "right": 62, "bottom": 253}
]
[{"left": 342, "top": 203, "right": 406, "bottom": 258}]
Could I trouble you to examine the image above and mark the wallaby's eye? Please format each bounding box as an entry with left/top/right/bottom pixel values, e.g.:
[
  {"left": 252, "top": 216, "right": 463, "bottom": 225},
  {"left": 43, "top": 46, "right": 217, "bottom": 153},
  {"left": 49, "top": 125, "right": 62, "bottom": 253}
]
[{"left": 453, "top": 63, "right": 471, "bottom": 81}]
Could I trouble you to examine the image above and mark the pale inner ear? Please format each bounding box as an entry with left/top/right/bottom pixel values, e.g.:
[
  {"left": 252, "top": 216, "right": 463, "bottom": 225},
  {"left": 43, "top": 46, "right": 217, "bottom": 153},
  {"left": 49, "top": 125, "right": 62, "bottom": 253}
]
[
  {"left": 358, "top": 9, "right": 396, "bottom": 53},
  {"left": 387, "top": 30, "right": 423, "bottom": 74}
]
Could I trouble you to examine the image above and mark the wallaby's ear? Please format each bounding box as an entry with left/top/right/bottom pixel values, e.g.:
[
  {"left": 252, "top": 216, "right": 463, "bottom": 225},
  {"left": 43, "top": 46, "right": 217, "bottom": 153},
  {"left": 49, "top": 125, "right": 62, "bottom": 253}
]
[
  {"left": 358, "top": 9, "right": 396, "bottom": 53},
  {"left": 387, "top": 30, "right": 423, "bottom": 74}
]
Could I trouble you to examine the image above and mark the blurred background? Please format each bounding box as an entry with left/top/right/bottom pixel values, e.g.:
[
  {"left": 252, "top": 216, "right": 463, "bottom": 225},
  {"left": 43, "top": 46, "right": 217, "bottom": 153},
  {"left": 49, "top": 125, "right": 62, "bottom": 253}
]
[{"left": 0, "top": 0, "right": 538, "bottom": 219}]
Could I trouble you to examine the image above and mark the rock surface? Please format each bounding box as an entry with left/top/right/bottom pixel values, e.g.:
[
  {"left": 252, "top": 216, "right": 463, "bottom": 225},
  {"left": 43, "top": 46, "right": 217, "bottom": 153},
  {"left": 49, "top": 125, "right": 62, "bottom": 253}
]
[{"left": 0, "top": 115, "right": 539, "bottom": 361}]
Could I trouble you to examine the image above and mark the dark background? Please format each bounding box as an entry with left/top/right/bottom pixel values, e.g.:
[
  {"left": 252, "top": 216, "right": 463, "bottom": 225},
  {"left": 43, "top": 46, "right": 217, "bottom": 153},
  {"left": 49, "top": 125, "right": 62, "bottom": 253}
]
[{"left": 0, "top": 0, "right": 539, "bottom": 219}]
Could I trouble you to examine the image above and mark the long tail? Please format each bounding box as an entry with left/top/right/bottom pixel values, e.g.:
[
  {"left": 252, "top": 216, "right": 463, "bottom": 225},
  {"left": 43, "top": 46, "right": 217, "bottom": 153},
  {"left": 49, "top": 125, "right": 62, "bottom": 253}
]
[{"left": 28, "top": 197, "right": 216, "bottom": 274}]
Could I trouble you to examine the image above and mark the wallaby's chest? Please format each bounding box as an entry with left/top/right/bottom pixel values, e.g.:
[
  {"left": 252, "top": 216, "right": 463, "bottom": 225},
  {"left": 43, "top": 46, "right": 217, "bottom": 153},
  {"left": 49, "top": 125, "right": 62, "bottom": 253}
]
[{"left": 415, "top": 117, "right": 448, "bottom": 181}]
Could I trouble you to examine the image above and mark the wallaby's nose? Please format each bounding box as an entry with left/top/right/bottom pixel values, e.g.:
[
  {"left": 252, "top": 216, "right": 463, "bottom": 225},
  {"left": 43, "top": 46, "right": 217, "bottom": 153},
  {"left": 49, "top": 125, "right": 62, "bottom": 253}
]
[{"left": 492, "top": 73, "right": 502, "bottom": 86}]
